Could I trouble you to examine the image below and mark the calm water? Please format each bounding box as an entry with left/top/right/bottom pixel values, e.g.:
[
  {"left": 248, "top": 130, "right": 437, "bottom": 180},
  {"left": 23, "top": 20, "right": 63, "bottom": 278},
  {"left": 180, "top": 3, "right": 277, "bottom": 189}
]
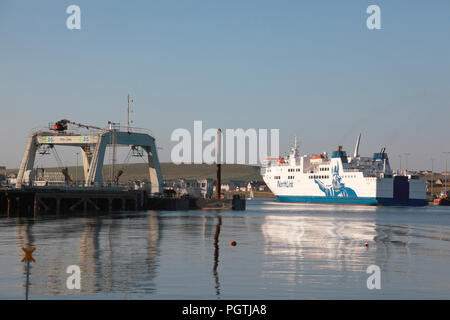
[{"left": 1, "top": 199, "right": 450, "bottom": 299}]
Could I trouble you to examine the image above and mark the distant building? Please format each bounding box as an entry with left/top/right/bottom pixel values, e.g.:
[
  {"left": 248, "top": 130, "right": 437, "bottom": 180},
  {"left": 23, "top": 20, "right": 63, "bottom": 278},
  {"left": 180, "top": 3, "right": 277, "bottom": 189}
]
[
  {"left": 172, "top": 178, "right": 214, "bottom": 198},
  {"left": 212, "top": 183, "right": 231, "bottom": 192},
  {"left": 258, "top": 185, "right": 267, "bottom": 191},
  {"left": 247, "top": 182, "right": 257, "bottom": 191},
  {"left": 7, "top": 173, "right": 17, "bottom": 185},
  {"left": 132, "top": 180, "right": 150, "bottom": 192},
  {"left": 33, "top": 169, "right": 66, "bottom": 186}
]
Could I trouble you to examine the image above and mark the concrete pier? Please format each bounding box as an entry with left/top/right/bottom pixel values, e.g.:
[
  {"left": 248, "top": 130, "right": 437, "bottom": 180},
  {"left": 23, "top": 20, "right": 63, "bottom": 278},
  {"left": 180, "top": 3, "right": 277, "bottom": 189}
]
[
  {"left": 0, "top": 188, "right": 246, "bottom": 216},
  {"left": 0, "top": 188, "right": 145, "bottom": 216}
]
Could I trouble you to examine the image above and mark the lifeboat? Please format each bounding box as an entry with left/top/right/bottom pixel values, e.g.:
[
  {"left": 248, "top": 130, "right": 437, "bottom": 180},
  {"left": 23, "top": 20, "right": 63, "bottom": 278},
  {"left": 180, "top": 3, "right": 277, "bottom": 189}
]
[
  {"left": 310, "top": 154, "right": 324, "bottom": 160},
  {"left": 310, "top": 154, "right": 325, "bottom": 164}
]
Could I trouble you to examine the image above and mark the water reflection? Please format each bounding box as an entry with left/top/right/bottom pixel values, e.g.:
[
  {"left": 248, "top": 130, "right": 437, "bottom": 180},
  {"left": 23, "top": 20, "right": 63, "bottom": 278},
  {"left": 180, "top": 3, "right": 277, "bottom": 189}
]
[
  {"left": 14, "top": 218, "right": 35, "bottom": 299},
  {"left": 259, "top": 202, "right": 450, "bottom": 293},
  {"left": 12, "top": 212, "right": 161, "bottom": 297},
  {"left": 3, "top": 202, "right": 450, "bottom": 299},
  {"left": 212, "top": 216, "right": 222, "bottom": 297},
  {"left": 261, "top": 214, "right": 379, "bottom": 282}
]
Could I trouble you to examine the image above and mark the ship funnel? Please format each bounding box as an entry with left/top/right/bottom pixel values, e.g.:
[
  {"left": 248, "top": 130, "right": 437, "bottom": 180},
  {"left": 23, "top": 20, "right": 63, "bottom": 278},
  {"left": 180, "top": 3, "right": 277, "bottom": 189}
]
[{"left": 353, "top": 133, "right": 361, "bottom": 158}]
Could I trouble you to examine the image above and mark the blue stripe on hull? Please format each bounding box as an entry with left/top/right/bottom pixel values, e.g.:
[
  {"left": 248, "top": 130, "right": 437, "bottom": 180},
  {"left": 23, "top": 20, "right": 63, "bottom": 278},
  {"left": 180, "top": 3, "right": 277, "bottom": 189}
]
[
  {"left": 276, "top": 196, "right": 428, "bottom": 207},
  {"left": 376, "top": 197, "right": 428, "bottom": 207}
]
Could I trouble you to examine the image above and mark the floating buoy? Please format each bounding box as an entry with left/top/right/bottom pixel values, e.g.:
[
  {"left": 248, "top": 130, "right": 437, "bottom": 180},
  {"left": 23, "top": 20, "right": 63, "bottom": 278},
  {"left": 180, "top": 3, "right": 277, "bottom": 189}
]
[
  {"left": 365, "top": 242, "right": 369, "bottom": 248},
  {"left": 230, "top": 241, "right": 237, "bottom": 246}
]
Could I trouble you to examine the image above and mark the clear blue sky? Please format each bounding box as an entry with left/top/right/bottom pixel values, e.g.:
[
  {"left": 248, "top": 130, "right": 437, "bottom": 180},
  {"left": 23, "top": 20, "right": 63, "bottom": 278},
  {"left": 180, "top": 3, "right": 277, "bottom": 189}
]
[{"left": 1, "top": 0, "right": 449, "bottom": 171}]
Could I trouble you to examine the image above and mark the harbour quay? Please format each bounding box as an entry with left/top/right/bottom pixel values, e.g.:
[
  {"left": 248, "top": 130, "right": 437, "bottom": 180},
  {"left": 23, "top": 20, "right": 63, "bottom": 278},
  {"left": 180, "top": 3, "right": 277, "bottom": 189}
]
[{"left": 0, "top": 188, "right": 246, "bottom": 216}]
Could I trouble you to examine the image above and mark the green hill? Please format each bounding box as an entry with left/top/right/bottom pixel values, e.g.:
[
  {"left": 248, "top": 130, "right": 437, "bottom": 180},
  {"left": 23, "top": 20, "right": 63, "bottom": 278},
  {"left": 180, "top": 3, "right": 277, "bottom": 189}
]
[{"left": 7, "top": 163, "right": 263, "bottom": 183}]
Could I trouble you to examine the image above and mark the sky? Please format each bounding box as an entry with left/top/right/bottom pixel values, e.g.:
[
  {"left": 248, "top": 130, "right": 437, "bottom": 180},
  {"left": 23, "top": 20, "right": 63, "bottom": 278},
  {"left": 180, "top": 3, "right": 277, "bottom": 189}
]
[{"left": 1, "top": 0, "right": 450, "bottom": 171}]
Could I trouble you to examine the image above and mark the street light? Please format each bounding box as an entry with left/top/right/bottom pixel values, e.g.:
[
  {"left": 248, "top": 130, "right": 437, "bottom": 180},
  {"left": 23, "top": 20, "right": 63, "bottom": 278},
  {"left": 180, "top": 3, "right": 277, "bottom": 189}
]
[
  {"left": 398, "top": 154, "right": 402, "bottom": 173},
  {"left": 431, "top": 158, "right": 435, "bottom": 197},
  {"left": 444, "top": 152, "right": 450, "bottom": 194}
]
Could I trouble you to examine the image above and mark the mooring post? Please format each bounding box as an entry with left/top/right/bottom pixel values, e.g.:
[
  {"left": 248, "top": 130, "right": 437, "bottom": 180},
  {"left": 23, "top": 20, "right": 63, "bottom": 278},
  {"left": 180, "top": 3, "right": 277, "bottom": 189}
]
[
  {"left": 56, "top": 197, "right": 61, "bottom": 215},
  {"left": 33, "top": 196, "right": 38, "bottom": 216},
  {"left": 16, "top": 197, "right": 21, "bottom": 215},
  {"left": 7, "top": 197, "right": 11, "bottom": 216}
]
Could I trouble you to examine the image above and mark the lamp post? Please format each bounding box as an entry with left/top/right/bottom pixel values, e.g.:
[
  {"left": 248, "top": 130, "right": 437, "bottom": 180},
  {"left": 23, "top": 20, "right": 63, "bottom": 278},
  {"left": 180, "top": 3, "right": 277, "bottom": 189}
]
[
  {"left": 398, "top": 154, "right": 402, "bottom": 174},
  {"left": 431, "top": 158, "right": 435, "bottom": 197},
  {"left": 444, "top": 152, "right": 450, "bottom": 194}
]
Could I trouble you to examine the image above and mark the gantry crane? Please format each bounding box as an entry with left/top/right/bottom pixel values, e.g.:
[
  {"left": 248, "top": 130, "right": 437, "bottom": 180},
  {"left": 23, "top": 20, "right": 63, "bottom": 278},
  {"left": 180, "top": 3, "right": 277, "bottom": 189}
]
[{"left": 16, "top": 119, "right": 163, "bottom": 193}]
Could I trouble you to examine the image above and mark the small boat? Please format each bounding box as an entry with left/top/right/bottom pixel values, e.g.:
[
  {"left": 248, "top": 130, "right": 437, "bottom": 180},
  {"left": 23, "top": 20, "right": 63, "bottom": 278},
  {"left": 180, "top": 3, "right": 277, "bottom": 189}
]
[{"left": 433, "top": 191, "right": 450, "bottom": 205}]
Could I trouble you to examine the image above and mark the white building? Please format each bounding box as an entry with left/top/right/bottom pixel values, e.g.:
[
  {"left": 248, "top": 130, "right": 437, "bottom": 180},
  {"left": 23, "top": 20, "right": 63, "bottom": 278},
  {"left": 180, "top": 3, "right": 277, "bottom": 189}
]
[{"left": 174, "top": 178, "right": 214, "bottom": 198}]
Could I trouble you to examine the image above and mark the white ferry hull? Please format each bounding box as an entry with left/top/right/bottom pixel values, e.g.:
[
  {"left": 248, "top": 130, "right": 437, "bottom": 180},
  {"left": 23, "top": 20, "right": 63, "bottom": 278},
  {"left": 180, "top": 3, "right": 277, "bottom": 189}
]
[{"left": 262, "top": 139, "right": 428, "bottom": 207}]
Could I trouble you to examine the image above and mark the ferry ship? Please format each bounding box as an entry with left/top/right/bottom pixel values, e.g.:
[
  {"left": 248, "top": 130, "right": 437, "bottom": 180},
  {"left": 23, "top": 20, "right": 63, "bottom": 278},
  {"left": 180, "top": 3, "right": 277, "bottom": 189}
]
[{"left": 261, "top": 135, "right": 427, "bottom": 206}]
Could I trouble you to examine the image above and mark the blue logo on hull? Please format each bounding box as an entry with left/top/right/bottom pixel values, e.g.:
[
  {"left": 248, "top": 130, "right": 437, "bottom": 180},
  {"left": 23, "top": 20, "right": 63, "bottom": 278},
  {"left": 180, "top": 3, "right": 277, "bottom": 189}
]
[{"left": 314, "top": 165, "right": 357, "bottom": 198}]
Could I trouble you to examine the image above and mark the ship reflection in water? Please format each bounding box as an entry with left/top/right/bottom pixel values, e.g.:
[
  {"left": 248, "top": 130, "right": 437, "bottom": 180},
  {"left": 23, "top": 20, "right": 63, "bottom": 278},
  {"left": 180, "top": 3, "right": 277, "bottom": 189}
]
[
  {"left": 1, "top": 199, "right": 450, "bottom": 299},
  {"left": 261, "top": 203, "right": 379, "bottom": 292},
  {"left": 259, "top": 201, "right": 450, "bottom": 298}
]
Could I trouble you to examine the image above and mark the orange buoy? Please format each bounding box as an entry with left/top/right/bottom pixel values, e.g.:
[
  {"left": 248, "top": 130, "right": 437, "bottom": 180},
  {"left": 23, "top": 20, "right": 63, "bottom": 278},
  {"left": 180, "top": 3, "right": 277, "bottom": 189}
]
[{"left": 230, "top": 241, "right": 237, "bottom": 246}]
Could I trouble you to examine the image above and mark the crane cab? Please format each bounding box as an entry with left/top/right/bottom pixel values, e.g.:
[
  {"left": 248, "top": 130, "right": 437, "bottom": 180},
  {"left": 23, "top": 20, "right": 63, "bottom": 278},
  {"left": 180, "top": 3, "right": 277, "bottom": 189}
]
[{"left": 51, "top": 120, "right": 68, "bottom": 132}]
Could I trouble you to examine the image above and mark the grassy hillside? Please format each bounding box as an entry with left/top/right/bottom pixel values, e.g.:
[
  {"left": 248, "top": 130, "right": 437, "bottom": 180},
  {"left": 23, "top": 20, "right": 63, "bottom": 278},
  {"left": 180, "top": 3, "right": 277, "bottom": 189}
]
[{"left": 7, "top": 163, "right": 263, "bottom": 182}]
